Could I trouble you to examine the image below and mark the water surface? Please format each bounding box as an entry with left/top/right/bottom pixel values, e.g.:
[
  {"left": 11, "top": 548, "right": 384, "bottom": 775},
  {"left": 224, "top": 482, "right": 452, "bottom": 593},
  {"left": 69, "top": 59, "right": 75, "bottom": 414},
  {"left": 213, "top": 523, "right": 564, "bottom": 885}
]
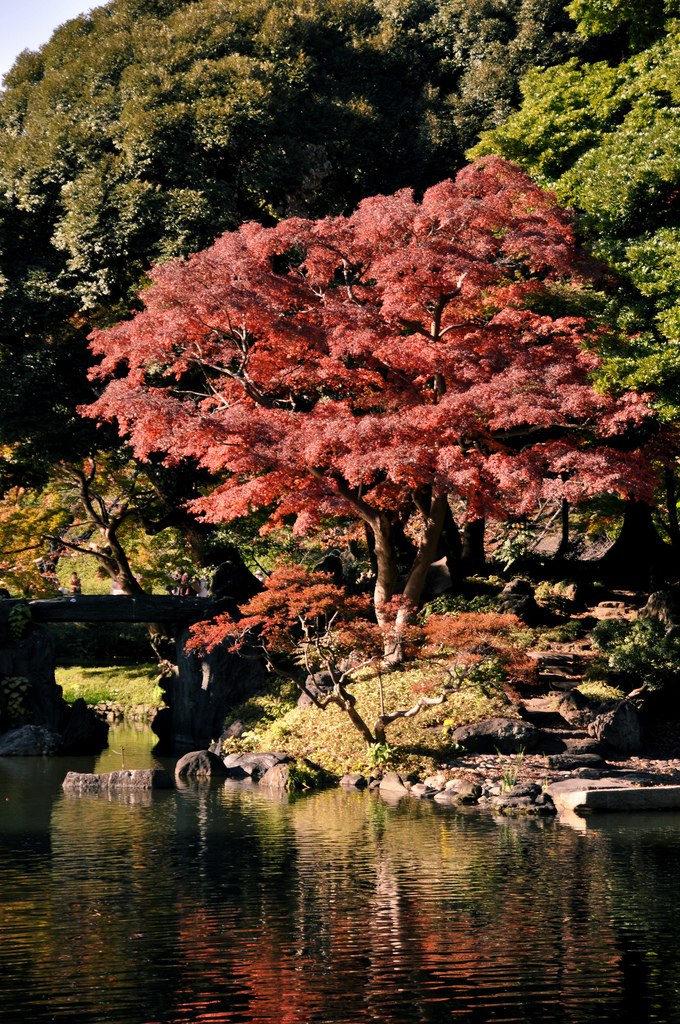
[{"left": 2, "top": 724, "right": 680, "bottom": 1023}]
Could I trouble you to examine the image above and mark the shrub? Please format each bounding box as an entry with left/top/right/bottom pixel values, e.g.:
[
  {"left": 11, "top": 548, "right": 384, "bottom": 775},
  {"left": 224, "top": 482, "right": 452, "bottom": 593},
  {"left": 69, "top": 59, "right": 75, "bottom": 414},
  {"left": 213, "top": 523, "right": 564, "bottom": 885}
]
[{"left": 590, "top": 617, "right": 680, "bottom": 692}]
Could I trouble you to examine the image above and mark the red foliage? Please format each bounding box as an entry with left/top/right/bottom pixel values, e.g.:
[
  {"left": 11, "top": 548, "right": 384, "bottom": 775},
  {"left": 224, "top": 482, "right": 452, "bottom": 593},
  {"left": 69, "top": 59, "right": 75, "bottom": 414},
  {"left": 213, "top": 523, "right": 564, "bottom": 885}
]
[{"left": 81, "top": 157, "right": 655, "bottom": 616}]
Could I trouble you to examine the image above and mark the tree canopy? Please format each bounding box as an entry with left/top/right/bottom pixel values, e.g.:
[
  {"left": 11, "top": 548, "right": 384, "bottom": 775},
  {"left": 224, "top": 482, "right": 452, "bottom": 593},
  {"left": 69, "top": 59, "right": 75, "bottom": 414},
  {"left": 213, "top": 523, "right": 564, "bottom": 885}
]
[
  {"left": 0, "top": 0, "right": 598, "bottom": 469},
  {"left": 83, "top": 158, "right": 654, "bottom": 633},
  {"left": 470, "top": 15, "right": 680, "bottom": 422}
]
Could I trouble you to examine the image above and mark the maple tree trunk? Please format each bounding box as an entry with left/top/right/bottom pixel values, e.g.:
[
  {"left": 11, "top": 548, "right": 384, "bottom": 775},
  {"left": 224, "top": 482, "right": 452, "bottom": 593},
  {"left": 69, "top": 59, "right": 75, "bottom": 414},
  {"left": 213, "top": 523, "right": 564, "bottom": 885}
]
[
  {"left": 400, "top": 493, "right": 449, "bottom": 616},
  {"left": 383, "top": 492, "right": 449, "bottom": 665},
  {"left": 370, "top": 513, "right": 399, "bottom": 621}
]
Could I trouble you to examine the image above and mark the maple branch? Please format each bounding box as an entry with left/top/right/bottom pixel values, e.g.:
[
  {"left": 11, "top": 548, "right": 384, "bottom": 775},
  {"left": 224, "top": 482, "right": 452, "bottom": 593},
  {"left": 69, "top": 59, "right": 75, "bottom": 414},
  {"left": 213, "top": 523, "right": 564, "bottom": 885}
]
[{"left": 373, "top": 689, "right": 452, "bottom": 744}]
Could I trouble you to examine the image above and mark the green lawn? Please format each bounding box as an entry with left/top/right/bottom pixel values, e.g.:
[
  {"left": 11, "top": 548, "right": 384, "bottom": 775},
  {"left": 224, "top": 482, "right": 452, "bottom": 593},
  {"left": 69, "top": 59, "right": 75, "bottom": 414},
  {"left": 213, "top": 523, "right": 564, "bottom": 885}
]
[{"left": 56, "top": 663, "right": 164, "bottom": 708}]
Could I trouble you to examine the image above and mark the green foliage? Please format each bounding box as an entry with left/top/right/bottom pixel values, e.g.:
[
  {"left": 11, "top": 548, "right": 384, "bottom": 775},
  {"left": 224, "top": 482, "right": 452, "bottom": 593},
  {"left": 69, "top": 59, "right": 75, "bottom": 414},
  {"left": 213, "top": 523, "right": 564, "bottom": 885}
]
[
  {"left": 49, "top": 620, "right": 153, "bottom": 665},
  {"left": 367, "top": 741, "right": 397, "bottom": 768},
  {"left": 590, "top": 616, "right": 680, "bottom": 690},
  {"left": 497, "top": 524, "right": 535, "bottom": 570},
  {"left": 420, "top": 592, "right": 496, "bottom": 622},
  {"left": 470, "top": 21, "right": 680, "bottom": 421},
  {"left": 539, "top": 620, "right": 584, "bottom": 643},
  {"left": 497, "top": 748, "right": 525, "bottom": 792},
  {"left": 8, "top": 602, "right": 31, "bottom": 639},
  {"left": 0, "top": 0, "right": 594, "bottom": 474},
  {"left": 567, "top": 0, "right": 677, "bottom": 48},
  {"left": 285, "top": 760, "right": 334, "bottom": 791},
  {"left": 0, "top": 676, "right": 30, "bottom": 718}
]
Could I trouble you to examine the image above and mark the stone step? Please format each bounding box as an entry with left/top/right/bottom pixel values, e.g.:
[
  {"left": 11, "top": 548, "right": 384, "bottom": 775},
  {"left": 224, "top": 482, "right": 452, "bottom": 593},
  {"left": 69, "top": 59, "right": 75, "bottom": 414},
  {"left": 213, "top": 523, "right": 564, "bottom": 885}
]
[
  {"left": 538, "top": 671, "right": 583, "bottom": 685},
  {"left": 528, "top": 652, "right": 578, "bottom": 663}
]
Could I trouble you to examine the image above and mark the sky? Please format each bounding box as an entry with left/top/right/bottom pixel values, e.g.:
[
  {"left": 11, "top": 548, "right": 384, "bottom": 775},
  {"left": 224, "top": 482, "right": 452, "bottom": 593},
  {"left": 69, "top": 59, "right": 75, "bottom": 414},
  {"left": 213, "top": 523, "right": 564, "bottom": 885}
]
[{"left": 1, "top": 0, "right": 99, "bottom": 83}]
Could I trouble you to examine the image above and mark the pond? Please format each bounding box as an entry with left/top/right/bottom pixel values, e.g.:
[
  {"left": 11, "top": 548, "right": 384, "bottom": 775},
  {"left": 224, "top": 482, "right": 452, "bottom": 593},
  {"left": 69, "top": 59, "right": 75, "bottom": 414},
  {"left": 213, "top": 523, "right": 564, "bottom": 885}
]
[{"left": 2, "top": 722, "right": 680, "bottom": 1023}]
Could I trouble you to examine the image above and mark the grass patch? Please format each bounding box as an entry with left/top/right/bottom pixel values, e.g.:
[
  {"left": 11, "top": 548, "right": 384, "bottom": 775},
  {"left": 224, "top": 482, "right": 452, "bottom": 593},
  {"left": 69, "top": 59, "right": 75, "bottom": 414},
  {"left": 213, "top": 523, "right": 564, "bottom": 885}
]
[
  {"left": 56, "top": 663, "right": 163, "bottom": 708},
  {"left": 577, "top": 680, "right": 625, "bottom": 702},
  {"left": 222, "top": 656, "right": 516, "bottom": 778}
]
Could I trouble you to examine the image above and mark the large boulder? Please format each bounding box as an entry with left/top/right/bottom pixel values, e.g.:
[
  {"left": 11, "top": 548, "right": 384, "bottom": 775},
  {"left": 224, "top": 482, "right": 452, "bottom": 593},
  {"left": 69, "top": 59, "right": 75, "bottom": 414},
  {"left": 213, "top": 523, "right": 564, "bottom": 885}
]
[
  {"left": 155, "top": 629, "right": 266, "bottom": 753},
  {"left": 379, "top": 772, "right": 417, "bottom": 797},
  {"left": 60, "top": 697, "right": 110, "bottom": 754},
  {"left": 587, "top": 700, "right": 642, "bottom": 752},
  {"left": 492, "top": 781, "right": 556, "bottom": 815},
  {"left": 223, "top": 751, "right": 289, "bottom": 780},
  {"left": 453, "top": 717, "right": 539, "bottom": 754},
  {"left": 175, "top": 749, "right": 229, "bottom": 780},
  {"left": 0, "top": 724, "right": 62, "bottom": 755},
  {"left": 496, "top": 579, "right": 544, "bottom": 626},
  {"left": 63, "top": 769, "right": 174, "bottom": 791},
  {"left": 259, "top": 763, "right": 291, "bottom": 788},
  {"left": 638, "top": 590, "right": 680, "bottom": 628},
  {"left": 557, "top": 690, "right": 599, "bottom": 729}
]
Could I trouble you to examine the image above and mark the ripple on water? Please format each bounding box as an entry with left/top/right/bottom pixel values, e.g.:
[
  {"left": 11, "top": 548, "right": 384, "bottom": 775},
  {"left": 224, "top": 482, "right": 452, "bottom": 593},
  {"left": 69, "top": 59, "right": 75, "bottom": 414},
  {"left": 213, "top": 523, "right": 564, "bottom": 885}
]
[{"left": 3, "top": 724, "right": 680, "bottom": 1022}]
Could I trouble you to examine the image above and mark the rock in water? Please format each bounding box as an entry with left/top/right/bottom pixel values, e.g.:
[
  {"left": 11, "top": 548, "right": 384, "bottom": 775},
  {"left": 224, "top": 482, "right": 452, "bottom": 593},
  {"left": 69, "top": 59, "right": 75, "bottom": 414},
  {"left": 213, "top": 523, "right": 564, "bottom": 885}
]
[
  {"left": 63, "top": 769, "right": 174, "bottom": 791},
  {"left": 175, "top": 749, "right": 229, "bottom": 780},
  {"left": 223, "top": 752, "right": 289, "bottom": 780},
  {"left": 0, "top": 725, "right": 62, "bottom": 756}
]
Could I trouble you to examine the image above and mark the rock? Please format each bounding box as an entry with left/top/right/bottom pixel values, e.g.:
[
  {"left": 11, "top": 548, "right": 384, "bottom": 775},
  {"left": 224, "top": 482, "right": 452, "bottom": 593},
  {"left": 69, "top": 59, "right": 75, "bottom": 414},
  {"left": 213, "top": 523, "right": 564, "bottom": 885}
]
[
  {"left": 223, "top": 751, "right": 289, "bottom": 779},
  {"left": 297, "top": 670, "right": 335, "bottom": 709},
  {"left": 259, "top": 763, "right": 290, "bottom": 788},
  {"left": 557, "top": 690, "right": 598, "bottom": 729},
  {"left": 638, "top": 590, "right": 680, "bottom": 627},
  {"left": 60, "top": 697, "right": 110, "bottom": 755},
  {"left": 209, "top": 720, "right": 246, "bottom": 755},
  {"left": 543, "top": 753, "right": 607, "bottom": 770},
  {"left": 422, "top": 772, "right": 447, "bottom": 791},
  {"left": 453, "top": 718, "right": 539, "bottom": 754},
  {"left": 0, "top": 724, "right": 62, "bottom": 756},
  {"left": 452, "top": 780, "right": 483, "bottom": 803},
  {"left": 497, "top": 578, "right": 544, "bottom": 626},
  {"left": 379, "top": 772, "right": 416, "bottom": 797},
  {"left": 422, "top": 557, "right": 453, "bottom": 598},
  {"left": 175, "top": 749, "right": 229, "bottom": 780},
  {"left": 561, "top": 738, "right": 606, "bottom": 754},
  {"left": 546, "top": 776, "right": 634, "bottom": 799},
  {"left": 433, "top": 780, "right": 482, "bottom": 805},
  {"left": 313, "top": 552, "right": 344, "bottom": 583},
  {"left": 547, "top": 776, "right": 680, "bottom": 814},
  {"left": 433, "top": 790, "right": 460, "bottom": 804},
  {"left": 63, "top": 769, "right": 174, "bottom": 791},
  {"left": 339, "top": 773, "right": 367, "bottom": 788},
  {"left": 410, "top": 782, "right": 438, "bottom": 798},
  {"left": 224, "top": 720, "right": 246, "bottom": 739},
  {"left": 492, "top": 782, "right": 556, "bottom": 815},
  {"left": 587, "top": 700, "right": 642, "bottom": 752}
]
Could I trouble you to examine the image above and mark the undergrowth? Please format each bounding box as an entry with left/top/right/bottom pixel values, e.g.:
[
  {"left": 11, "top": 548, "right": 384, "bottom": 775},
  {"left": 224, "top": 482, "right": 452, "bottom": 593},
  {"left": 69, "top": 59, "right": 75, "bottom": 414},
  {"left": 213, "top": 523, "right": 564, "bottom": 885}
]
[
  {"left": 56, "top": 664, "right": 163, "bottom": 708},
  {"left": 221, "top": 656, "right": 516, "bottom": 778}
]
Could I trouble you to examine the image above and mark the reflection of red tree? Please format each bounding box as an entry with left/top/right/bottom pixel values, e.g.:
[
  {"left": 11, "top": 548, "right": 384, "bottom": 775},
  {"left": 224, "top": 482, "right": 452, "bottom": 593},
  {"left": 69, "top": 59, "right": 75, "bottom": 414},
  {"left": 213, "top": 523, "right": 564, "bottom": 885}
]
[{"left": 165, "top": 824, "right": 626, "bottom": 1023}]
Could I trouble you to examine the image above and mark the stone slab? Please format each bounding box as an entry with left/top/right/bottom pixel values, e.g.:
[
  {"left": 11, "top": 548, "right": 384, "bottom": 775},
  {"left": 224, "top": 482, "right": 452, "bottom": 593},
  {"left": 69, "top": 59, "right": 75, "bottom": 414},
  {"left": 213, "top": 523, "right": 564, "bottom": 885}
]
[
  {"left": 552, "top": 783, "right": 680, "bottom": 814},
  {"left": 62, "top": 769, "right": 174, "bottom": 791}
]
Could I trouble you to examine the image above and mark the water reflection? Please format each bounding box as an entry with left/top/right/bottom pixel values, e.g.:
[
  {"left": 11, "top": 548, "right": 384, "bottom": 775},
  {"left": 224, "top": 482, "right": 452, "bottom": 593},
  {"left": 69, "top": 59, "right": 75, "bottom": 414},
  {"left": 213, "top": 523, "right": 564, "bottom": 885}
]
[{"left": 3, "top": 724, "right": 680, "bottom": 1022}]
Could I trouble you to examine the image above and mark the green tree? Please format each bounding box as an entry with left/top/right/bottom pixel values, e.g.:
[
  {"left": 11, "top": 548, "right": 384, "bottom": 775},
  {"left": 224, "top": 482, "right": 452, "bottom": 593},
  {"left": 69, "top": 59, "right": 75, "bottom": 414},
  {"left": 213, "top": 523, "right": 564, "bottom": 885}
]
[
  {"left": 0, "top": 0, "right": 599, "bottom": 581},
  {"left": 470, "top": 14, "right": 680, "bottom": 568}
]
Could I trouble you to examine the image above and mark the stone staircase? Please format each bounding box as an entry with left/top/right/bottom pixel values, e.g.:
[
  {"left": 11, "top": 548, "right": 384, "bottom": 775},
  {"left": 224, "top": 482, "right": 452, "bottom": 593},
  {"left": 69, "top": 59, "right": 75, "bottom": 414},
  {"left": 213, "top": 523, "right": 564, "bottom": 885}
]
[
  {"left": 526, "top": 650, "right": 583, "bottom": 691},
  {"left": 521, "top": 649, "right": 605, "bottom": 765}
]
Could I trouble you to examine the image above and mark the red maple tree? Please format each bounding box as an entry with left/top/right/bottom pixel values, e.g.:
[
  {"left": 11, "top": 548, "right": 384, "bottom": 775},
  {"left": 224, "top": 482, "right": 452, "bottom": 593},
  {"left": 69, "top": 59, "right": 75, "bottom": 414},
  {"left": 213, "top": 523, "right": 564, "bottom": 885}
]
[
  {"left": 82, "top": 157, "right": 654, "bottom": 651},
  {"left": 189, "top": 564, "right": 534, "bottom": 746}
]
